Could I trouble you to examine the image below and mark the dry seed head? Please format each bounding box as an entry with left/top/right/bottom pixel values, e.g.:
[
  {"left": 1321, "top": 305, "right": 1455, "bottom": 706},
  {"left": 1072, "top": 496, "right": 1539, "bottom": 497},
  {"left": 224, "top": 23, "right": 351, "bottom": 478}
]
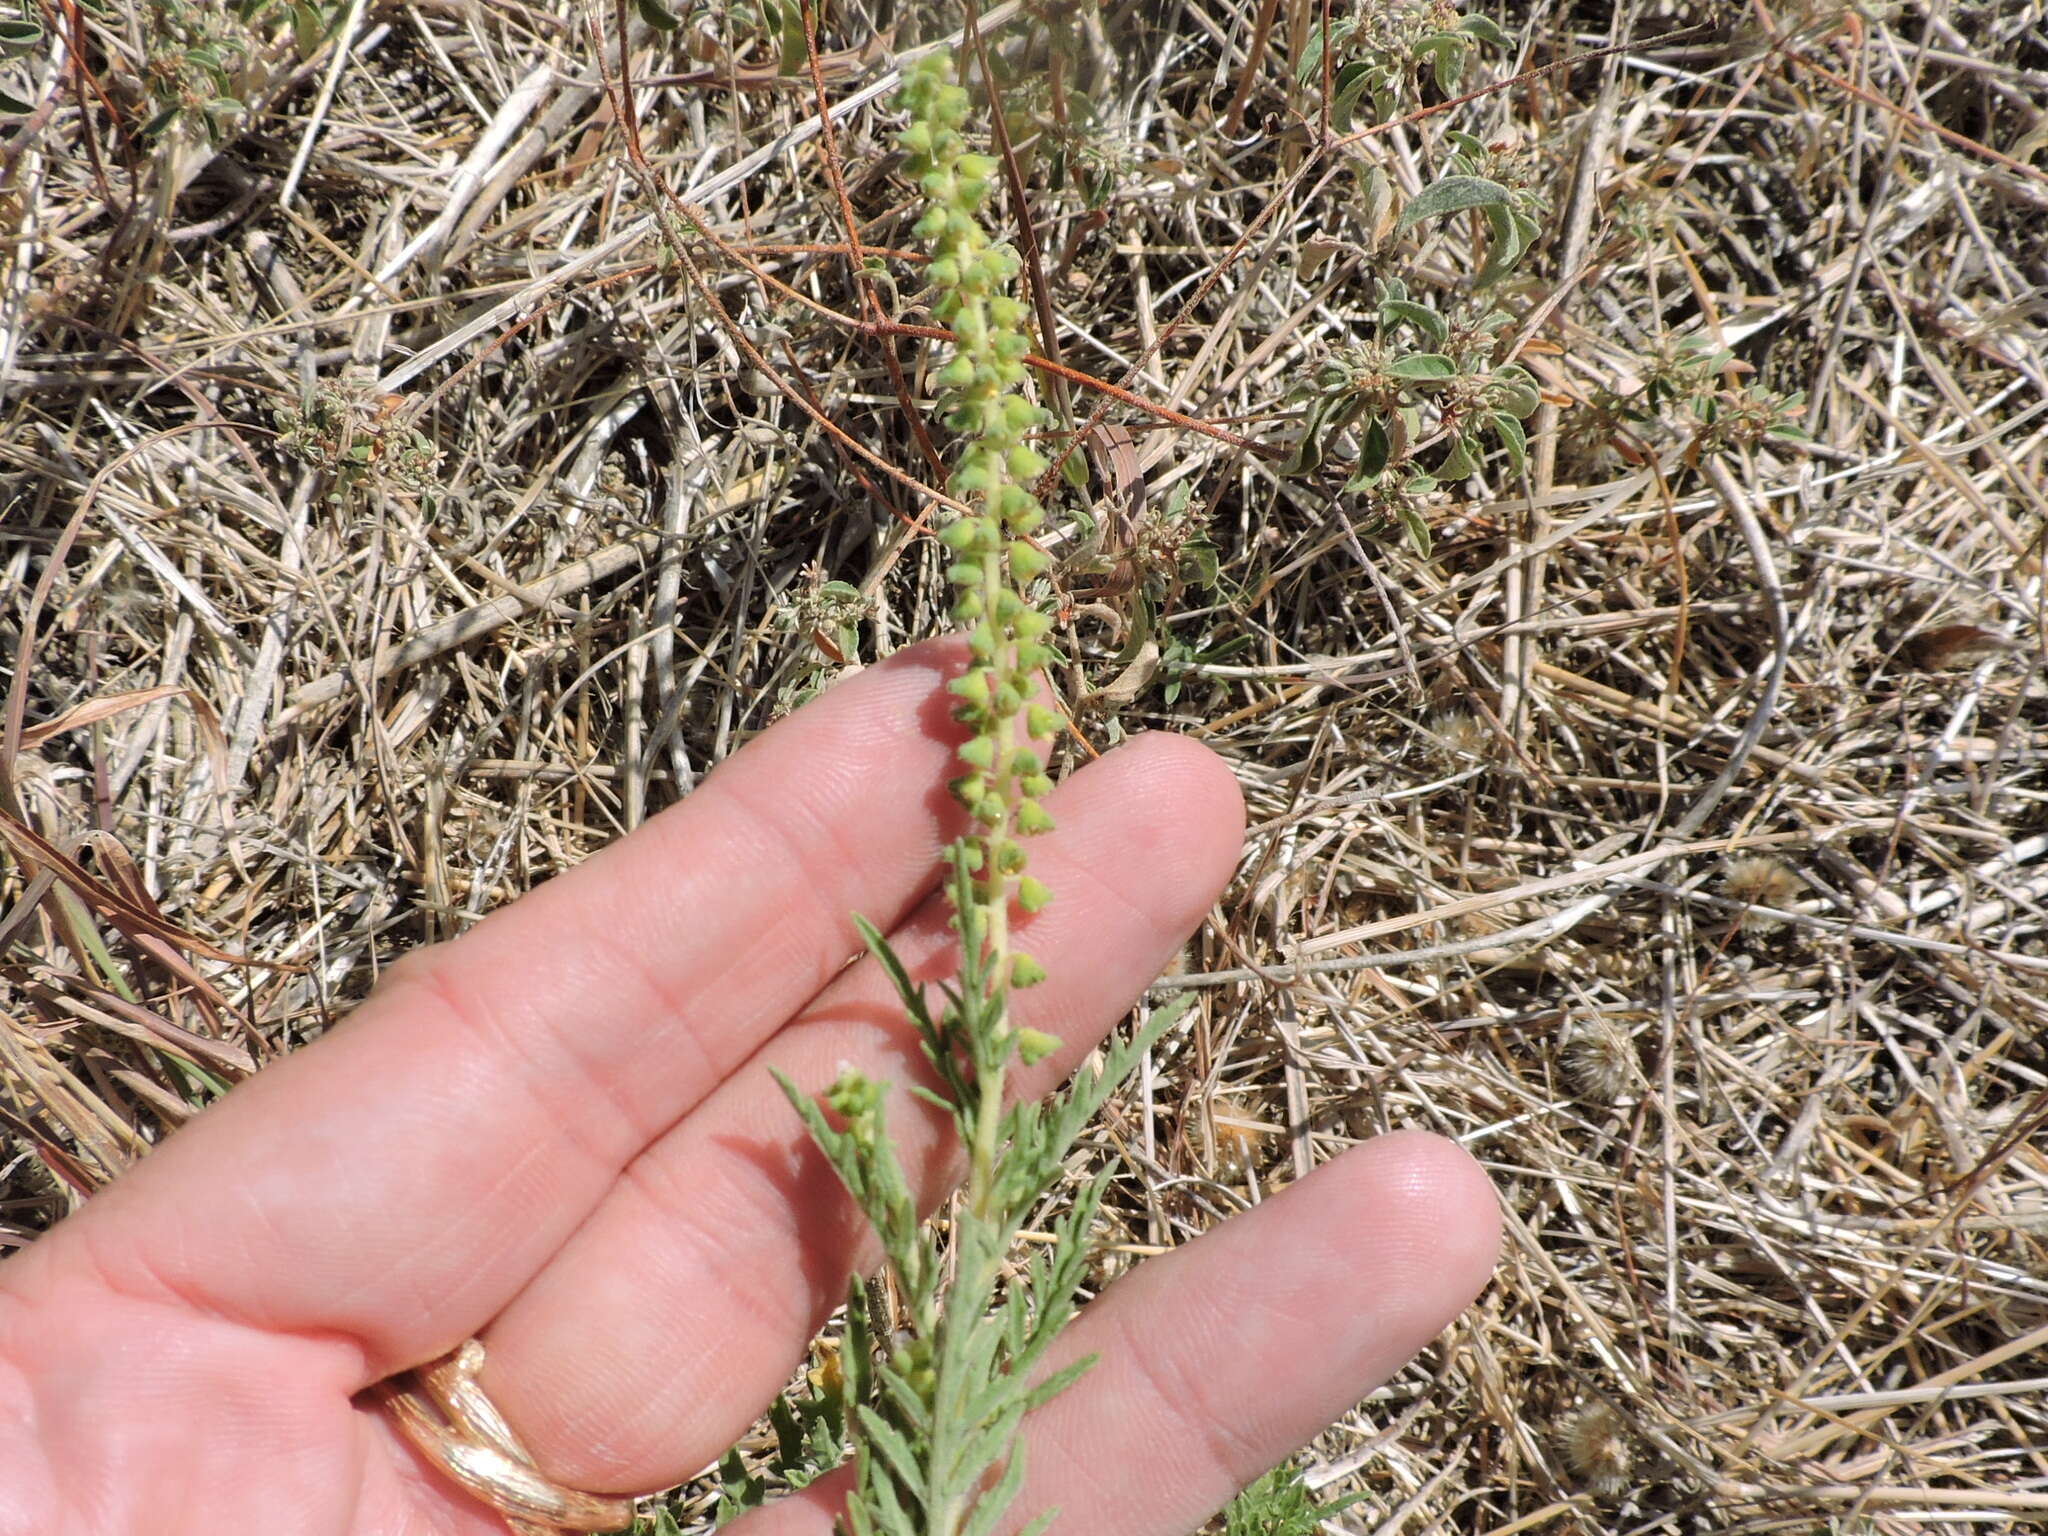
[
  {"left": 1562, "top": 1015, "right": 1637, "bottom": 1103},
  {"left": 1720, "top": 854, "right": 1800, "bottom": 930},
  {"left": 1209, "top": 1108, "right": 1271, "bottom": 1179},
  {"left": 1561, "top": 1399, "right": 1633, "bottom": 1496},
  {"left": 1429, "top": 709, "right": 1489, "bottom": 763}
]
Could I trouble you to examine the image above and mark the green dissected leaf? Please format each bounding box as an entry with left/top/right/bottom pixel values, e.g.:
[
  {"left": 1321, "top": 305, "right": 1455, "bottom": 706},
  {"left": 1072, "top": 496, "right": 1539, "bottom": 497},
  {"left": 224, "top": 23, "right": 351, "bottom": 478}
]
[
  {"left": 1491, "top": 410, "right": 1528, "bottom": 476},
  {"left": 1398, "top": 173, "right": 1512, "bottom": 233},
  {"left": 1020, "top": 1352, "right": 1095, "bottom": 1413},
  {"left": 851, "top": 913, "right": 935, "bottom": 1033},
  {"left": 960, "top": 1442, "right": 1031, "bottom": 1536},
  {"left": 856, "top": 1406, "right": 925, "bottom": 1495},
  {"left": 1386, "top": 352, "right": 1458, "bottom": 381}
]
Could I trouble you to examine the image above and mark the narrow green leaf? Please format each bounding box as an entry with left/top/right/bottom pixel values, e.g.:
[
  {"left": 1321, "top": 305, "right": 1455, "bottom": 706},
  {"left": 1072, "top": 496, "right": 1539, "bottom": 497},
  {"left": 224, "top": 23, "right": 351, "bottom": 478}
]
[
  {"left": 637, "top": 0, "right": 681, "bottom": 28},
  {"left": 1356, "top": 416, "right": 1390, "bottom": 479},
  {"left": 1397, "top": 502, "right": 1433, "bottom": 558},
  {"left": 960, "top": 1442, "right": 1031, "bottom": 1536},
  {"left": 1283, "top": 395, "right": 1332, "bottom": 476},
  {"left": 857, "top": 1405, "right": 926, "bottom": 1495},
  {"left": 1491, "top": 410, "right": 1528, "bottom": 476}
]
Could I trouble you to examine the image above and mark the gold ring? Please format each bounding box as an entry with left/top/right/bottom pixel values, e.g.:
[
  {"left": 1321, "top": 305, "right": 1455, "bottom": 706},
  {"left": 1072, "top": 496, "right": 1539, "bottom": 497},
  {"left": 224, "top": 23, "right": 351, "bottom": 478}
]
[{"left": 379, "top": 1340, "right": 636, "bottom": 1535}]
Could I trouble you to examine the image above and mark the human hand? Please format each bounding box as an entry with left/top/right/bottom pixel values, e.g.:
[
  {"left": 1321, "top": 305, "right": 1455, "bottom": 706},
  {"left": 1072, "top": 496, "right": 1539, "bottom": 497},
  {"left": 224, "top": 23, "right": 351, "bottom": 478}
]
[{"left": 0, "top": 640, "right": 1499, "bottom": 1535}]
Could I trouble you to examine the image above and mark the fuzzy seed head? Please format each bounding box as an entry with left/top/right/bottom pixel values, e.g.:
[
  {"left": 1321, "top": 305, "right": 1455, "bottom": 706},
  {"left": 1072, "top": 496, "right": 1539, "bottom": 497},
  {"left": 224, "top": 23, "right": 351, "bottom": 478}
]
[
  {"left": 1721, "top": 854, "right": 1799, "bottom": 930},
  {"left": 1561, "top": 1400, "right": 1633, "bottom": 1496},
  {"left": 1562, "top": 1016, "right": 1637, "bottom": 1103},
  {"left": 1721, "top": 853, "right": 1798, "bottom": 906},
  {"left": 1430, "top": 709, "right": 1489, "bottom": 763}
]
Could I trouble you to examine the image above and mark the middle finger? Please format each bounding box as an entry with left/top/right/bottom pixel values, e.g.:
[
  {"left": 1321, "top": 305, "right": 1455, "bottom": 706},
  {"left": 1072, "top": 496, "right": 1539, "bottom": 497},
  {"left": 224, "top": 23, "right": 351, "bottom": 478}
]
[{"left": 472, "top": 731, "right": 1244, "bottom": 1494}]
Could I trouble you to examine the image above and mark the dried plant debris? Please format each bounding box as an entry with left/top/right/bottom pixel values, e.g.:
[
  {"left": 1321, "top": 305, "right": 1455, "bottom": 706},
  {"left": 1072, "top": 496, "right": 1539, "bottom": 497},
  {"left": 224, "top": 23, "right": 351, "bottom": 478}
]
[{"left": 5, "top": 1, "right": 2047, "bottom": 1533}]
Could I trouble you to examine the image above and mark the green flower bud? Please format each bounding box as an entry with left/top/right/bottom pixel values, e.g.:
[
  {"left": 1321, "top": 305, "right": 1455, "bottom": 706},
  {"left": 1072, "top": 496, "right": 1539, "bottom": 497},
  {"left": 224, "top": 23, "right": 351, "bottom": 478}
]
[
  {"left": 995, "top": 839, "right": 1027, "bottom": 874},
  {"left": 948, "top": 669, "right": 991, "bottom": 705},
  {"left": 1017, "top": 799, "right": 1056, "bottom": 835},
  {"left": 988, "top": 295, "right": 1024, "bottom": 328},
  {"left": 1009, "top": 749, "right": 1043, "bottom": 777},
  {"left": 914, "top": 206, "right": 948, "bottom": 239},
  {"left": 1013, "top": 608, "right": 1051, "bottom": 640},
  {"left": 967, "top": 621, "right": 998, "bottom": 662},
  {"left": 934, "top": 354, "right": 976, "bottom": 389},
  {"left": 993, "top": 330, "right": 1030, "bottom": 362},
  {"left": 1007, "top": 445, "right": 1048, "bottom": 479},
  {"left": 992, "top": 680, "right": 1024, "bottom": 716},
  {"left": 1022, "top": 773, "right": 1054, "bottom": 799},
  {"left": 951, "top": 590, "right": 984, "bottom": 622},
  {"left": 928, "top": 256, "right": 959, "bottom": 288},
  {"left": 1026, "top": 704, "right": 1063, "bottom": 739},
  {"left": 975, "top": 792, "right": 1006, "bottom": 826},
  {"left": 956, "top": 734, "right": 996, "bottom": 771},
  {"left": 1016, "top": 876, "right": 1052, "bottom": 913},
  {"left": 824, "top": 1069, "right": 884, "bottom": 1121},
  {"left": 1001, "top": 395, "right": 1040, "bottom": 432},
  {"left": 1009, "top": 540, "right": 1050, "bottom": 580},
  {"left": 1015, "top": 1025, "right": 1060, "bottom": 1063},
  {"left": 938, "top": 517, "right": 983, "bottom": 553},
  {"left": 993, "top": 590, "right": 1025, "bottom": 621},
  {"left": 1010, "top": 952, "right": 1047, "bottom": 987},
  {"left": 949, "top": 772, "right": 987, "bottom": 807},
  {"left": 1016, "top": 641, "right": 1053, "bottom": 670}
]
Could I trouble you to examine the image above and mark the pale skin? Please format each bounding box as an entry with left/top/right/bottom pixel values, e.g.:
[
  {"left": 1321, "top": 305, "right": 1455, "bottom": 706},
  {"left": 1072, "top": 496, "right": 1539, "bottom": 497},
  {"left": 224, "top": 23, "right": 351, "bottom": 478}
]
[{"left": 0, "top": 640, "right": 1501, "bottom": 1535}]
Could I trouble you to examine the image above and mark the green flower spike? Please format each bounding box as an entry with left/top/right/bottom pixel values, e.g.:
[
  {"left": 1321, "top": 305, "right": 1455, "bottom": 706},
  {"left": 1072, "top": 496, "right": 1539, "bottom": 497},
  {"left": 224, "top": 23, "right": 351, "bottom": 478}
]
[{"left": 768, "top": 52, "right": 1190, "bottom": 1536}]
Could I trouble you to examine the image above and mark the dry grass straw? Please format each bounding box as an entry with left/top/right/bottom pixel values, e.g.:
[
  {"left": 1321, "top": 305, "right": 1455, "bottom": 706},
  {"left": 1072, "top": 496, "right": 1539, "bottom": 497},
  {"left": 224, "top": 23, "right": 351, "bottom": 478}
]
[{"left": 5, "top": 1, "right": 2048, "bottom": 1530}]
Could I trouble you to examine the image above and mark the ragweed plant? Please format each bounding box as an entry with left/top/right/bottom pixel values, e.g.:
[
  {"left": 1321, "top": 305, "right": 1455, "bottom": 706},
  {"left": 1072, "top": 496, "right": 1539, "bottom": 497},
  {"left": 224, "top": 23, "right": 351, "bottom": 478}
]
[{"left": 766, "top": 52, "right": 1187, "bottom": 1536}]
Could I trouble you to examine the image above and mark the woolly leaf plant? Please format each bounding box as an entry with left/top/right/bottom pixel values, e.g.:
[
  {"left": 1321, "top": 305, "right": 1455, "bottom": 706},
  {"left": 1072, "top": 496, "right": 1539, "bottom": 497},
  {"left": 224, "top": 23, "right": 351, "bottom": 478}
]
[{"left": 770, "top": 51, "right": 1183, "bottom": 1536}]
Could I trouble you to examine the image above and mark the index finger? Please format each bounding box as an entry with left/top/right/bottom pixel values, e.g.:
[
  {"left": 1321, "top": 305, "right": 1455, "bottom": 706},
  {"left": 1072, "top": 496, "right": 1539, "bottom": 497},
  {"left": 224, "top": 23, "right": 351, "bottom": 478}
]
[{"left": 5, "top": 641, "right": 998, "bottom": 1378}]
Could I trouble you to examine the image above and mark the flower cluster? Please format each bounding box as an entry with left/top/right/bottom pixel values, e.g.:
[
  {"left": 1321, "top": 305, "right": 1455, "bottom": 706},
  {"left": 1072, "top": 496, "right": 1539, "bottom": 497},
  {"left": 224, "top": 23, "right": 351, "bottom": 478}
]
[{"left": 898, "top": 54, "right": 1059, "bottom": 968}]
